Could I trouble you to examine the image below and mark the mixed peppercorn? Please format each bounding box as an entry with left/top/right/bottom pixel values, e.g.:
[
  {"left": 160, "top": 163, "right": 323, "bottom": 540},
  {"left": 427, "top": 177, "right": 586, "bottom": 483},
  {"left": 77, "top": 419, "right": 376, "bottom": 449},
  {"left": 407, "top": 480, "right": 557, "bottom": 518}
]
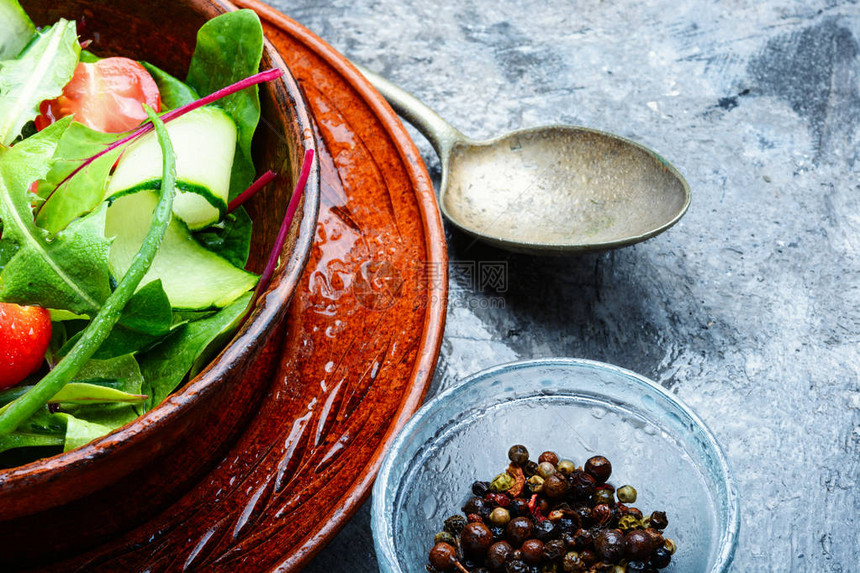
[{"left": 426, "top": 446, "right": 676, "bottom": 573}]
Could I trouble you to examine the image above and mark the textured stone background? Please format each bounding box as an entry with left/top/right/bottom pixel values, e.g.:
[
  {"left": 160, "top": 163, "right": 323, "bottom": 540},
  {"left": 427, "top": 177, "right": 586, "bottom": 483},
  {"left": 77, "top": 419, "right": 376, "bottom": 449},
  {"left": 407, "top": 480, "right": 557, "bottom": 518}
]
[{"left": 264, "top": 0, "right": 860, "bottom": 571}]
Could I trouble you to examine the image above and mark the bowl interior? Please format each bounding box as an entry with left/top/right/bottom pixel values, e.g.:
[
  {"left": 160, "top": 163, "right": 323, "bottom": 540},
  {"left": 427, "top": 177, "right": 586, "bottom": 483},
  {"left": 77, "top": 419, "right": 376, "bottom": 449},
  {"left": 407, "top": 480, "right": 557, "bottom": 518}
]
[{"left": 372, "top": 359, "right": 738, "bottom": 573}]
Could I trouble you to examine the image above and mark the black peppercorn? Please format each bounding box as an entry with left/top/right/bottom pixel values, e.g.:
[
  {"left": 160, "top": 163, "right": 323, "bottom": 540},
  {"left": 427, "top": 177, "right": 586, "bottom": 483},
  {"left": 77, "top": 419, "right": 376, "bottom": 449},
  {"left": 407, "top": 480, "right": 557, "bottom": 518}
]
[
  {"left": 651, "top": 546, "right": 672, "bottom": 569},
  {"left": 509, "top": 497, "right": 530, "bottom": 518},
  {"left": 490, "top": 525, "right": 506, "bottom": 541},
  {"left": 593, "top": 528, "right": 625, "bottom": 561},
  {"left": 626, "top": 561, "right": 649, "bottom": 573},
  {"left": 486, "top": 541, "right": 513, "bottom": 570},
  {"left": 533, "top": 518, "right": 557, "bottom": 541},
  {"left": 649, "top": 511, "right": 668, "bottom": 530},
  {"left": 543, "top": 474, "right": 570, "bottom": 499},
  {"left": 504, "top": 560, "right": 528, "bottom": 573},
  {"left": 569, "top": 471, "right": 596, "bottom": 500},
  {"left": 520, "top": 539, "right": 544, "bottom": 564},
  {"left": 571, "top": 528, "right": 592, "bottom": 548},
  {"left": 505, "top": 517, "right": 534, "bottom": 547},
  {"left": 508, "top": 445, "right": 530, "bottom": 465},
  {"left": 583, "top": 456, "right": 612, "bottom": 483},
  {"left": 538, "top": 451, "right": 559, "bottom": 465},
  {"left": 462, "top": 522, "right": 494, "bottom": 556},
  {"left": 542, "top": 538, "right": 566, "bottom": 561},
  {"left": 590, "top": 503, "right": 612, "bottom": 527},
  {"left": 473, "top": 481, "right": 492, "bottom": 497},
  {"left": 523, "top": 460, "right": 540, "bottom": 477},
  {"left": 624, "top": 529, "right": 653, "bottom": 560},
  {"left": 443, "top": 515, "right": 467, "bottom": 536},
  {"left": 464, "top": 496, "right": 488, "bottom": 515}
]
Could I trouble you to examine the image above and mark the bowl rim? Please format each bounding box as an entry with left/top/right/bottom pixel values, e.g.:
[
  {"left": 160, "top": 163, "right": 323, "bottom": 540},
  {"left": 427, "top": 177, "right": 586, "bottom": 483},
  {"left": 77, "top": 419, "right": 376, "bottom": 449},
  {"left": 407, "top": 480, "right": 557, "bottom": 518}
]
[
  {"left": 0, "top": 2, "right": 320, "bottom": 486},
  {"left": 371, "top": 357, "right": 740, "bottom": 573}
]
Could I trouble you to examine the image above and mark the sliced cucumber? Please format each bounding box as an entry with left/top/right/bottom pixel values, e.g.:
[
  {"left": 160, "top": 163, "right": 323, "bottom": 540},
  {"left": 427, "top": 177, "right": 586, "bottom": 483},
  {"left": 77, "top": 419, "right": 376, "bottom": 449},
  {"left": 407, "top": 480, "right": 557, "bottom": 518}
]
[
  {"left": 106, "top": 106, "right": 237, "bottom": 230},
  {"left": 105, "top": 191, "right": 257, "bottom": 310}
]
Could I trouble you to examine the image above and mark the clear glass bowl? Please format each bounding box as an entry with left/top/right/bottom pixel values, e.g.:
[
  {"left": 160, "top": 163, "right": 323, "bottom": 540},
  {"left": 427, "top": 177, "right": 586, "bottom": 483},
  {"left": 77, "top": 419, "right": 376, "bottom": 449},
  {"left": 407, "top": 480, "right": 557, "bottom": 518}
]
[{"left": 372, "top": 358, "right": 739, "bottom": 572}]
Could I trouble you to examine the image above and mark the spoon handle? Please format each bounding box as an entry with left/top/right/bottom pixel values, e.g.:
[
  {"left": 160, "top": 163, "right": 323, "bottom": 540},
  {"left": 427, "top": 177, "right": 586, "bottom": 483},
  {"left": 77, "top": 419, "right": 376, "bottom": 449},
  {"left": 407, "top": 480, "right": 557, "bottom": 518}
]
[{"left": 354, "top": 64, "right": 465, "bottom": 162}]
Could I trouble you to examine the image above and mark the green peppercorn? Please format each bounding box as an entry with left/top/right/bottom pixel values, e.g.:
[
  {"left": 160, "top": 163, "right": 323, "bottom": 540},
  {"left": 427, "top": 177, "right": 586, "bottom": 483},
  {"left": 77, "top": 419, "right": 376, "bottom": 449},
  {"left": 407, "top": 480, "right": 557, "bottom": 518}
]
[
  {"left": 508, "top": 444, "right": 530, "bottom": 465},
  {"left": 616, "top": 485, "right": 637, "bottom": 503},
  {"left": 527, "top": 475, "right": 545, "bottom": 493},
  {"left": 490, "top": 472, "right": 515, "bottom": 493},
  {"left": 434, "top": 531, "right": 456, "bottom": 545},
  {"left": 537, "top": 461, "right": 556, "bottom": 479},
  {"left": 617, "top": 514, "right": 642, "bottom": 531},
  {"left": 663, "top": 538, "right": 677, "bottom": 554},
  {"left": 489, "top": 507, "right": 511, "bottom": 526},
  {"left": 593, "top": 488, "right": 615, "bottom": 506},
  {"left": 557, "top": 459, "right": 576, "bottom": 475}
]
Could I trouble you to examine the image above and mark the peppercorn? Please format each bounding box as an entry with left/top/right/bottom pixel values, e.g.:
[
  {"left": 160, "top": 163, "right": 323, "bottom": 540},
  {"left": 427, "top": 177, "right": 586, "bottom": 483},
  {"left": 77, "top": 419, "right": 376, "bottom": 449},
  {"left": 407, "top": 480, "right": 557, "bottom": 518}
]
[
  {"left": 578, "top": 548, "right": 596, "bottom": 566},
  {"left": 505, "top": 517, "right": 534, "bottom": 547},
  {"left": 594, "top": 528, "right": 625, "bottom": 561},
  {"left": 464, "top": 496, "right": 488, "bottom": 515},
  {"left": 486, "top": 541, "right": 513, "bottom": 570},
  {"left": 538, "top": 451, "right": 559, "bottom": 465},
  {"left": 429, "top": 542, "right": 459, "bottom": 571},
  {"left": 616, "top": 485, "right": 637, "bottom": 503},
  {"left": 434, "top": 531, "right": 456, "bottom": 545},
  {"left": 509, "top": 497, "right": 530, "bottom": 517},
  {"left": 543, "top": 473, "right": 570, "bottom": 498},
  {"left": 556, "top": 459, "right": 576, "bottom": 475},
  {"left": 504, "top": 560, "right": 528, "bottom": 573},
  {"left": 444, "top": 515, "right": 467, "bottom": 535},
  {"left": 467, "top": 513, "right": 484, "bottom": 523},
  {"left": 534, "top": 518, "right": 558, "bottom": 541},
  {"left": 624, "top": 529, "right": 653, "bottom": 560},
  {"left": 521, "top": 538, "right": 544, "bottom": 564},
  {"left": 543, "top": 538, "right": 566, "bottom": 561},
  {"left": 537, "top": 461, "right": 556, "bottom": 479},
  {"left": 592, "top": 488, "right": 615, "bottom": 506},
  {"left": 663, "top": 538, "right": 676, "bottom": 554},
  {"left": 536, "top": 497, "right": 550, "bottom": 515},
  {"left": 649, "top": 511, "right": 668, "bottom": 530},
  {"left": 561, "top": 551, "right": 585, "bottom": 572},
  {"left": 569, "top": 471, "right": 596, "bottom": 499},
  {"left": 583, "top": 456, "right": 612, "bottom": 483},
  {"left": 487, "top": 493, "right": 512, "bottom": 508},
  {"left": 557, "top": 517, "right": 577, "bottom": 533},
  {"left": 508, "top": 445, "right": 530, "bottom": 465},
  {"left": 462, "top": 522, "right": 494, "bottom": 556},
  {"left": 489, "top": 507, "right": 512, "bottom": 527},
  {"left": 527, "top": 475, "right": 545, "bottom": 493},
  {"left": 473, "top": 480, "right": 492, "bottom": 497},
  {"left": 626, "top": 561, "right": 648, "bottom": 573},
  {"left": 490, "top": 525, "right": 506, "bottom": 541},
  {"left": 644, "top": 528, "right": 664, "bottom": 548},
  {"left": 590, "top": 504, "right": 612, "bottom": 527},
  {"left": 617, "top": 515, "right": 641, "bottom": 531},
  {"left": 491, "top": 472, "right": 515, "bottom": 493},
  {"left": 651, "top": 546, "right": 672, "bottom": 569}
]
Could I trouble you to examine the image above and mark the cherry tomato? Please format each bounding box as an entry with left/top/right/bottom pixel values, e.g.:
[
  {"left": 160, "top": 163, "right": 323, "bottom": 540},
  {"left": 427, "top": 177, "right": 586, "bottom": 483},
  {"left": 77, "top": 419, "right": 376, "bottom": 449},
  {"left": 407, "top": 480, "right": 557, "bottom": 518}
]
[
  {"left": 0, "top": 303, "right": 52, "bottom": 390},
  {"left": 35, "top": 57, "right": 161, "bottom": 133}
]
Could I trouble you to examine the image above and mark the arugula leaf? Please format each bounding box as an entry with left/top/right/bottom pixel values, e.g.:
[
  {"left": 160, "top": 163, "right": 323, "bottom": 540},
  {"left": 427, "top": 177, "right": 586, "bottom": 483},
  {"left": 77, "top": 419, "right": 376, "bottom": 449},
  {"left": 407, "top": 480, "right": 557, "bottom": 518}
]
[
  {"left": 185, "top": 10, "right": 263, "bottom": 200},
  {"left": 193, "top": 206, "right": 252, "bottom": 267},
  {"left": 141, "top": 62, "right": 198, "bottom": 110},
  {"left": 138, "top": 292, "right": 252, "bottom": 409},
  {"left": 0, "top": 19, "right": 80, "bottom": 146},
  {"left": 34, "top": 121, "right": 123, "bottom": 235},
  {"left": 0, "top": 118, "right": 113, "bottom": 315},
  {"left": 0, "top": 0, "right": 36, "bottom": 60}
]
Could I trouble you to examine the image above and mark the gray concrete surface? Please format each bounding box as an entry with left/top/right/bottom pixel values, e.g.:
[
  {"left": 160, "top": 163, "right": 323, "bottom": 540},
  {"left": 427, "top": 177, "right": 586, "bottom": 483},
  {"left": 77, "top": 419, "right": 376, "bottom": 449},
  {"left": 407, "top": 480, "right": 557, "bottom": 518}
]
[{"left": 264, "top": 1, "right": 860, "bottom": 570}]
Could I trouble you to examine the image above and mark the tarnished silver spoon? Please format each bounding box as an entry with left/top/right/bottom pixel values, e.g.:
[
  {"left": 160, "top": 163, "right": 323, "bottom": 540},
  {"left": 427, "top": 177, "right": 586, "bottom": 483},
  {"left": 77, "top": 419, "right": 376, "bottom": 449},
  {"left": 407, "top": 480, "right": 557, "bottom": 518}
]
[{"left": 357, "top": 65, "right": 690, "bottom": 255}]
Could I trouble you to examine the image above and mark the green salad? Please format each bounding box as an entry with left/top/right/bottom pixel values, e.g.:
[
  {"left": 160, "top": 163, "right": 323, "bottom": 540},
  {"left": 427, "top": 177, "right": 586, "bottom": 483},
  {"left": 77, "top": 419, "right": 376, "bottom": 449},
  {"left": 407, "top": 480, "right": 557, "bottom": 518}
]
[{"left": 0, "top": 0, "right": 289, "bottom": 465}]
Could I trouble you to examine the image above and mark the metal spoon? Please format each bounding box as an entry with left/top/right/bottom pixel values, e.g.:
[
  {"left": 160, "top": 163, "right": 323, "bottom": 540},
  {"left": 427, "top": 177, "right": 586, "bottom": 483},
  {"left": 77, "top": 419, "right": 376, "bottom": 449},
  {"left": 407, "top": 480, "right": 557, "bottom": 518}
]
[{"left": 357, "top": 65, "right": 690, "bottom": 255}]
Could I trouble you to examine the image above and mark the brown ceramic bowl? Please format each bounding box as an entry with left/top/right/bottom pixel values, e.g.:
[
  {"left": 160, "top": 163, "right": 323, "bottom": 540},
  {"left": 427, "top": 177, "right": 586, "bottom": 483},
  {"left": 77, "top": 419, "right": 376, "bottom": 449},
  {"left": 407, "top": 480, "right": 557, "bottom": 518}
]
[{"left": 0, "top": 0, "right": 319, "bottom": 566}]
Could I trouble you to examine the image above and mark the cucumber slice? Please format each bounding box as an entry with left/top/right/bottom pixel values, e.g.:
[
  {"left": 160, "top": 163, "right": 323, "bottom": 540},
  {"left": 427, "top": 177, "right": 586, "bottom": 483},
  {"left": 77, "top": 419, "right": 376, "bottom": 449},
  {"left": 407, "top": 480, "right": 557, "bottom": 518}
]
[
  {"left": 105, "top": 191, "right": 257, "bottom": 310},
  {"left": 107, "top": 106, "right": 237, "bottom": 230}
]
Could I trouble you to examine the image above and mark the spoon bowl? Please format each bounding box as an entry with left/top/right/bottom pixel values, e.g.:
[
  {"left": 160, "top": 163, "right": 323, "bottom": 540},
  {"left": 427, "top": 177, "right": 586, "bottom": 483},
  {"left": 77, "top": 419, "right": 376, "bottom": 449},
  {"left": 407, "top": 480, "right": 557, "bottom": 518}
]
[{"left": 359, "top": 66, "right": 690, "bottom": 255}]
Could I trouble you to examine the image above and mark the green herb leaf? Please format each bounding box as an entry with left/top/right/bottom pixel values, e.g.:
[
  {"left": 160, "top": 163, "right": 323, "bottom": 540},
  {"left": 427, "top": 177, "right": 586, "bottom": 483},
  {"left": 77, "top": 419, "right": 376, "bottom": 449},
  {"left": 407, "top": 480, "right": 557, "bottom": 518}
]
[
  {"left": 0, "top": 118, "right": 113, "bottom": 315},
  {"left": 138, "top": 292, "right": 251, "bottom": 409},
  {"left": 55, "top": 412, "right": 113, "bottom": 452},
  {"left": 0, "top": 432, "right": 64, "bottom": 455},
  {"left": 0, "top": 0, "right": 36, "bottom": 60},
  {"left": 141, "top": 62, "right": 199, "bottom": 110},
  {"left": 185, "top": 10, "right": 263, "bottom": 200},
  {"left": 34, "top": 121, "right": 123, "bottom": 235},
  {"left": 0, "top": 19, "right": 80, "bottom": 145}
]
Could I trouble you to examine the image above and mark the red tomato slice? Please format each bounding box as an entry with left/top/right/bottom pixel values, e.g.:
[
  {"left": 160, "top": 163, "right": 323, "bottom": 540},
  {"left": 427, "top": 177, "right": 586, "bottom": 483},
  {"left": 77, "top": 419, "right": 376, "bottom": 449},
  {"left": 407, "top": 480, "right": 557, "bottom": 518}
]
[
  {"left": 35, "top": 57, "right": 161, "bottom": 133},
  {"left": 0, "top": 303, "right": 52, "bottom": 390}
]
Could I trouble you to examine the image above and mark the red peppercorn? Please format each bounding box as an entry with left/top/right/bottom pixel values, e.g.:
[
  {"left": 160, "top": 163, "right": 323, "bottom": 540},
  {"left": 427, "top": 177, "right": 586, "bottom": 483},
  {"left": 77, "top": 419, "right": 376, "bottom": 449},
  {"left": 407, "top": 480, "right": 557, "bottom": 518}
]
[
  {"left": 486, "top": 541, "right": 512, "bottom": 570},
  {"left": 505, "top": 516, "right": 534, "bottom": 547},
  {"left": 624, "top": 529, "right": 653, "bottom": 560},
  {"left": 521, "top": 539, "right": 544, "bottom": 564},
  {"left": 487, "top": 492, "right": 511, "bottom": 507},
  {"left": 584, "top": 455, "right": 612, "bottom": 483},
  {"left": 461, "top": 521, "right": 494, "bottom": 555},
  {"left": 538, "top": 451, "right": 559, "bottom": 465},
  {"left": 467, "top": 513, "right": 484, "bottom": 523}
]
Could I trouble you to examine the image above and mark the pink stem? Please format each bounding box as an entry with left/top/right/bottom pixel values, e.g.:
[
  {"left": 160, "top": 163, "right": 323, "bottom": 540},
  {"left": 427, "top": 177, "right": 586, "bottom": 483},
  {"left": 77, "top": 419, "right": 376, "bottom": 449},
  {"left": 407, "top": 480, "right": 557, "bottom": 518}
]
[
  {"left": 228, "top": 170, "right": 277, "bottom": 213},
  {"left": 256, "top": 149, "right": 314, "bottom": 299},
  {"left": 37, "top": 68, "right": 283, "bottom": 215}
]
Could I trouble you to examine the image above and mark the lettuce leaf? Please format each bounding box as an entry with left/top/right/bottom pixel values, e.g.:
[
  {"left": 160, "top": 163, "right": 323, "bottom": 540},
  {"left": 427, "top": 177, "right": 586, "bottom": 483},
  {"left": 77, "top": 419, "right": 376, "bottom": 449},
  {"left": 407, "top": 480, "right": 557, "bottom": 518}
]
[
  {"left": 0, "top": 19, "right": 79, "bottom": 145},
  {"left": 0, "top": 0, "right": 36, "bottom": 60}
]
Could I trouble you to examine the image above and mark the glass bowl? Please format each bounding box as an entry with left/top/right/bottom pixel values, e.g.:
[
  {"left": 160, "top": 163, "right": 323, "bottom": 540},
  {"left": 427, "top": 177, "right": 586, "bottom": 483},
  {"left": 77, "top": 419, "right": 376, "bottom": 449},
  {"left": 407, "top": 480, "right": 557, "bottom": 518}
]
[{"left": 372, "top": 358, "right": 739, "bottom": 572}]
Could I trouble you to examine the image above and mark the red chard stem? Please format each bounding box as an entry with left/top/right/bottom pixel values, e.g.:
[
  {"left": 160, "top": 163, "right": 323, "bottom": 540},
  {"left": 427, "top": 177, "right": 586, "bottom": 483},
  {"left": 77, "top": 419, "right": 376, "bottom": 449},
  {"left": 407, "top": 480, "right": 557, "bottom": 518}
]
[{"left": 228, "top": 170, "right": 277, "bottom": 213}]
